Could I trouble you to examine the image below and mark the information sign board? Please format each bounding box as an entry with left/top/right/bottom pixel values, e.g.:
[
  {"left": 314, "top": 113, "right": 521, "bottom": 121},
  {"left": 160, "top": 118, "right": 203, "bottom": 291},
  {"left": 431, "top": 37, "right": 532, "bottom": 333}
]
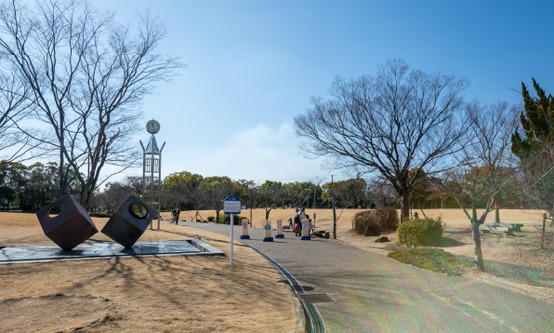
[{"left": 223, "top": 195, "right": 241, "bottom": 214}]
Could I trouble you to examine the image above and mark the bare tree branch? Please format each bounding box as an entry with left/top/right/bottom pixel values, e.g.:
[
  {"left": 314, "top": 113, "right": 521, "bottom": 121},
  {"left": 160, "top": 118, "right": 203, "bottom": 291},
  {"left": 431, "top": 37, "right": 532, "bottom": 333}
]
[
  {"left": 0, "top": 0, "right": 182, "bottom": 208},
  {"left": 296, "top": 59, "right": 469, "bottom": 219}
]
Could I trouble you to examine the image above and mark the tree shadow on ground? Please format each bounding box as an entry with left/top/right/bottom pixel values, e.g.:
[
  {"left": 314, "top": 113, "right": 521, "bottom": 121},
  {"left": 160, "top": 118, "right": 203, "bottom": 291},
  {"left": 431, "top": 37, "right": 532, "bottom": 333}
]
[
  {"left": 435, "top": 237, "right": 466, "bottom": 247},
  {"left": 458, "top": 254, "right": 554, "bottom": 288}
]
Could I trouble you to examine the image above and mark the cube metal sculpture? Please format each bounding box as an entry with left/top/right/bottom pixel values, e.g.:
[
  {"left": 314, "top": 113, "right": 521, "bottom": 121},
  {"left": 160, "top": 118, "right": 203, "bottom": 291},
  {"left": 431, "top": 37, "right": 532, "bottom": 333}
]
[
  {"left": 101, "top": 195, "right": 156, "bottom": 248},
  {"left": 36, "top": 193, "right": 98, "bottom": 251}
]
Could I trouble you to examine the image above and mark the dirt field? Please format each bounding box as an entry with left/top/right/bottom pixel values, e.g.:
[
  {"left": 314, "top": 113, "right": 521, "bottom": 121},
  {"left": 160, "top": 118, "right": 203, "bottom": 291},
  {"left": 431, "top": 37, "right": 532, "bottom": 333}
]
[{"left": 1, "top": 208, "right": 553, "bottom": 332}]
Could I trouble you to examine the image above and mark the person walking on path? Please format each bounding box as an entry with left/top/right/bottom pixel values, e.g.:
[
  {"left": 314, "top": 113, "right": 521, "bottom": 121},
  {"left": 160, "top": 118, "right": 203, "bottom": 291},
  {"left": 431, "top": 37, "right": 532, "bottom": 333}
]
[
  {"left": 294, "top": 208, "right": 301, "bottom": 236},
  {"left": 295, "top": 207, "right": 309, "bottom": 236}
]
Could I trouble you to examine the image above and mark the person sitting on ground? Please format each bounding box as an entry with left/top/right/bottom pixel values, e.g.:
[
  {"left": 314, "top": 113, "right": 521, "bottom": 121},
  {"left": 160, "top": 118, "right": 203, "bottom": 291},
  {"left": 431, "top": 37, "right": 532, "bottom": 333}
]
[{"left": 308, "top": 218, "right": 315, "bottom": 236}]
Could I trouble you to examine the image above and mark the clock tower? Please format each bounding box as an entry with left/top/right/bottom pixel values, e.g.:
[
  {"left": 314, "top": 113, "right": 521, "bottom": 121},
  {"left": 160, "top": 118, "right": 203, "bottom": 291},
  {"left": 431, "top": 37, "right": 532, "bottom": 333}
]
[{"left": 140, "top": 119, "right": 165, "bottom": 229}]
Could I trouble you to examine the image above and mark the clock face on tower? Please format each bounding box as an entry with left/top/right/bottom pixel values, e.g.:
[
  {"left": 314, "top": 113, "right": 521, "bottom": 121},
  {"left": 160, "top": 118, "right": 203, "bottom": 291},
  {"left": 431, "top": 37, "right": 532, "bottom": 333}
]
[{"left": 146, "top": 119, "right": 160, "bottom": 134}]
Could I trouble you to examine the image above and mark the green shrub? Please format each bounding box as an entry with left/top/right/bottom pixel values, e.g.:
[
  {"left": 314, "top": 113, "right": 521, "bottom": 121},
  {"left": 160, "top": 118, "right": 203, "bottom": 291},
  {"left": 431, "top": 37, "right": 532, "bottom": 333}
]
[
  {"left": 217, "top": 213, "right": 242, "bottom": 225},
  {"left": 353, "top": 208, "right": 399, "bottom": 236},
  {"left": 89, "top": 211, "right": 109, "bottom": 218},
  {"left": 388, "top": 248, "right": 465, "bottom": 276},
  {"left": 397, "top": 218, "right": 443, "bottom": 246}
]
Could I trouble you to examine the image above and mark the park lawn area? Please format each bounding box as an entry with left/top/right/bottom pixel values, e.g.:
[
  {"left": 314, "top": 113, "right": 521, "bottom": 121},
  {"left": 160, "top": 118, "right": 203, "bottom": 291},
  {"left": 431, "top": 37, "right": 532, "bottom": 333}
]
[
  {"left": 171, "top": 208, "right": 554, "bottom": 301},
  {"left": 0, "top": 212, "right": 303, "bottom": 333},
  {"left": 388, "top": 248, "right": 467, "bottom": 276},
  {"left": 1, "top": 208, "right": 553, "bottom": 331}
]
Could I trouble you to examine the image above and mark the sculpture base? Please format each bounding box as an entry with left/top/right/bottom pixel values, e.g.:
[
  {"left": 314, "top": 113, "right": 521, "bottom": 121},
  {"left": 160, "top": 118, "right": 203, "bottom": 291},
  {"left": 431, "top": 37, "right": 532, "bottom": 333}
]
[{"left": 0, "top": 240, "right": 223, "bottom": 264}]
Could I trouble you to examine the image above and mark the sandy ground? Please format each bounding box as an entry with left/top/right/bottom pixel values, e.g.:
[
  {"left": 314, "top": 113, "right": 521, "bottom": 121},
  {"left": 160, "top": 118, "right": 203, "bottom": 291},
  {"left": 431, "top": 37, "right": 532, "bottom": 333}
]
[
  {"left": 0, "top": 212, "right": 303, "bottom": 333},
  {"left": 1, "top": 208, "right": 553, "bottom": 332}
]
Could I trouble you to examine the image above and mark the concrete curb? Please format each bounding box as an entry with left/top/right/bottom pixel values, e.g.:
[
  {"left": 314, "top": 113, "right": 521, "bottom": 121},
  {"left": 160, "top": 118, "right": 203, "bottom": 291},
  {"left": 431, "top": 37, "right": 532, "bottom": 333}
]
[{"left": 242, "top": 243, "right": 326, "bottom": 333}]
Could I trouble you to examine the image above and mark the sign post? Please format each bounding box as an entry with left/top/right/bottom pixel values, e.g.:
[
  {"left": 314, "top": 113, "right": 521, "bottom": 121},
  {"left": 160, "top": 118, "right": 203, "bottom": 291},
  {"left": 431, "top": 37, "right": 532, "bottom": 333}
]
[{"left": 223, "top": 195, "right": 241, "bottom": 266}]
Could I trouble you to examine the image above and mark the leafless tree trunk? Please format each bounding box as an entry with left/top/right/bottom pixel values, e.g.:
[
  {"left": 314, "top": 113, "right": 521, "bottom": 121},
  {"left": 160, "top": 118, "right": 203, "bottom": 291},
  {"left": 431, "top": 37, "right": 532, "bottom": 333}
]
[
  {"left": 444, "top": 101, "right": 518, "bottom": 271},
  {"left": 518, "top": 145, "right": 554, "bottom": 220},
  {"left": 470, "top": 206, "right": 485, "bottom": 270},
  {"left": 0, "top": 0, "right": 180, "bottom": 208},
  {"left": 295, "top": 59, "right": 469, "bottom": 220}
]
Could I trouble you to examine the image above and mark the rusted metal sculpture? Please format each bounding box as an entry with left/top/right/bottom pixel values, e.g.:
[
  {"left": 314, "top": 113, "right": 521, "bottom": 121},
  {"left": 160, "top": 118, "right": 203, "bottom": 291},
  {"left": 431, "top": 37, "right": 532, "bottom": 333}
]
[
  {"left": 36, "top": 194, "right": 98, "bottom": 251},
  {"left": 101, "top": 195, "right": 156, "bottom": 248}
]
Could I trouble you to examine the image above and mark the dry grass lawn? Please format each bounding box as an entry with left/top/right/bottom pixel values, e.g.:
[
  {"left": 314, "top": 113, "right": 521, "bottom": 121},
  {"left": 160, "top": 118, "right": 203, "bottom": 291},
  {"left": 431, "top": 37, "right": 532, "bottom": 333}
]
[
  {"left": 0, "top": 212, "right": 303, "bottom": 333},
  {"left": 1, "top": 208, "right": 553, "bottom": 332}
]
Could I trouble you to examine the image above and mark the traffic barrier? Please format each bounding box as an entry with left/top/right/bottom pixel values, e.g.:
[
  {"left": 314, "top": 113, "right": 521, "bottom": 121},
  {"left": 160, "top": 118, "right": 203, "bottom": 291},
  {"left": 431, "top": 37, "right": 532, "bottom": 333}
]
[
  {"left": 300, "top": 219, "right": 311, "bottom": 240},
  {"left": 263, "top": 221, "right": 273, "bottom": 242},
  {"left": 240, "top": 220, "right": 250, "bottom": 239},
  {"left": 275, "top": 219, "right": 285, "bottom": 238},
  {"left": 36, "top": 193, "right": 98, "bottom": 251}
]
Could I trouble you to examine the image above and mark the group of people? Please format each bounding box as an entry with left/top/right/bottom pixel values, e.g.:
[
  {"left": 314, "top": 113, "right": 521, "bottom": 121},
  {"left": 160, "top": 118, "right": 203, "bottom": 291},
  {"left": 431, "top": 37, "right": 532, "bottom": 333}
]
[{"left": 288, "top": 206, "right": 314, "bottom": 237}]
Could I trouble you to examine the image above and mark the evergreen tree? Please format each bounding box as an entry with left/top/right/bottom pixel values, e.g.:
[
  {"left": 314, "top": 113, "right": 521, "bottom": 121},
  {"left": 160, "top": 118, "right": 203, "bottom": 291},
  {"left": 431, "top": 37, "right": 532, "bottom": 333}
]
[
  {"left": 511, "top": 78, "right": 554, "bottom": 157},
  {"left": 511, "top": 79, "right": 554, "bottom": 215}
]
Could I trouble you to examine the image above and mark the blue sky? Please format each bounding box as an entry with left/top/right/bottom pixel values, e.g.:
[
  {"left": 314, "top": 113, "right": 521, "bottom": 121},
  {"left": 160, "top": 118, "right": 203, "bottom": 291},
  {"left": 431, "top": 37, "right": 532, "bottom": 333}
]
[{"left": 94, "top": 0, "right": 554, "bottom": 184}]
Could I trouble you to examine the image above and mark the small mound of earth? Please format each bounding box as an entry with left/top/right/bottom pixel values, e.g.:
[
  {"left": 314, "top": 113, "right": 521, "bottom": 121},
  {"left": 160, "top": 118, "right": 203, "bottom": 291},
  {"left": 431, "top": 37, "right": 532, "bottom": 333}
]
[{"left": 0, "top": 294, "right": 111, "bottom": 332}]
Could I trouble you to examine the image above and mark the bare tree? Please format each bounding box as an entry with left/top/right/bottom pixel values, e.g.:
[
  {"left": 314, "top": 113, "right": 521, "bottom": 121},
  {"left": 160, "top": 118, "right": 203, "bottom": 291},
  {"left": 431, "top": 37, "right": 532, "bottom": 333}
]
[
  {"left": 295, "top": 60, "right": 469, "bottom": 220},
  {"left": 163, "top": 171, "right": 209, "bottom": 222},
  {"left": 282, "top": 181, "right": 318, "bottom": 208},
  {"left": 258, "top": 180, "right": 283, "bottom": 220},
  {"left": 520, "top": 146, "right": 554, "bottom": 219},
  {"left": 202, "top": 176, "right": 236, "bottom": 223},
  {"left": 0, "top": 70, "right": 36, "bottom": 161},
  {"left": 0, "top": 0, "right": 180, "bottom": 208},
  {"left": 443, "top": 101, "right": 518, "bottom": 271}
]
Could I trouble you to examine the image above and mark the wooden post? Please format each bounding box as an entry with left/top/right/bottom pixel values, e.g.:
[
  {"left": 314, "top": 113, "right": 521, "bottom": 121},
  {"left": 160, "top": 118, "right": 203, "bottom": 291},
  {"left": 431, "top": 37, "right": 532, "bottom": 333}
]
[
  {"left": 541, "top": 213, "right": 546, "bottom": 249},
  {"left": 332, "top": 175, "right": 337, "bottom": 239}
]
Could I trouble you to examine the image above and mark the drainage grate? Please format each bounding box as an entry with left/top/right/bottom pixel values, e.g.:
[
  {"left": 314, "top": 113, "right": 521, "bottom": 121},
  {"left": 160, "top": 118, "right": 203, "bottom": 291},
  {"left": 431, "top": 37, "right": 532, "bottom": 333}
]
[{"left": 298, "top": 293, "right": 334, "bottom": 304}]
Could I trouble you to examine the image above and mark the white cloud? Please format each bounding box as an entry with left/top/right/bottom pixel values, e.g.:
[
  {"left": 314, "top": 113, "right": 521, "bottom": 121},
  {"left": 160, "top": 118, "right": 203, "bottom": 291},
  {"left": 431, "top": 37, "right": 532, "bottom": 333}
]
[{"left": 164, "top": 122, "right": 331, "bottom": 183}]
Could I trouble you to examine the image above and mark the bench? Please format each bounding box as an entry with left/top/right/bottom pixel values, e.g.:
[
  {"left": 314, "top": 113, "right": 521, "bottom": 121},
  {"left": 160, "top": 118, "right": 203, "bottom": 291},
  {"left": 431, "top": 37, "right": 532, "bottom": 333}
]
[
  {"left": 479, "top": 224, "right": 514, "bottom": 236},
  {"left": 490, "top": 222, "right": 524, "bottom": 231}
]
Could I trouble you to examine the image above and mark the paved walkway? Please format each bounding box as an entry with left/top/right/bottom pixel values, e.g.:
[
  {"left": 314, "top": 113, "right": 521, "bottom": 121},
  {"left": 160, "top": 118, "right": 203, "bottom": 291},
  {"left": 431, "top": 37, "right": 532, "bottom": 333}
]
[{"left": 185, "top": 222, "right": 554, "bottom": 333}]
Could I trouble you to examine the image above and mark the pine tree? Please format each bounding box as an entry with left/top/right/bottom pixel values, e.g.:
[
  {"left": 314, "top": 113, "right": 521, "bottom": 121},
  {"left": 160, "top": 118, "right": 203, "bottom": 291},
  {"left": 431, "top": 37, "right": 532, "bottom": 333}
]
[
  {"left": 511, "top": 79, "right": 554, "bottom": 215},
  {"left": 511, "top": 78, "right": 554, "bottom": 158}
]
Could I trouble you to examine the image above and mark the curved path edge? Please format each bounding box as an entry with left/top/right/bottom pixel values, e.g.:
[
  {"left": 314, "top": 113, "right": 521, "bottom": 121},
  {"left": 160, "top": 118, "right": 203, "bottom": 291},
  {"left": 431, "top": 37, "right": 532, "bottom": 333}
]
[{"left": 242, "top": 242, "right": 326, "bottom": 333}]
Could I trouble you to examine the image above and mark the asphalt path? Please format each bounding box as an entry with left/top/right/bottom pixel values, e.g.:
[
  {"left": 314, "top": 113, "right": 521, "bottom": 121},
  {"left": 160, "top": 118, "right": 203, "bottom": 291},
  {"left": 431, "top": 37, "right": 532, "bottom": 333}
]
[{"left": 183, "top": 222, "right": 554, "bottom": 333}]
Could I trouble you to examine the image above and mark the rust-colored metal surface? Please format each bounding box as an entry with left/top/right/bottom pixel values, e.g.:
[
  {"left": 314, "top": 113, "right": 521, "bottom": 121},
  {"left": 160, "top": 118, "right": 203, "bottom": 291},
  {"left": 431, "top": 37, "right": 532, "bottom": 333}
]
[
  {"left": 35, "top": 194, "right": 98, "bottom": 251},
  {"left": 101, "top": 195, "right": 156, "bottom": 248}
]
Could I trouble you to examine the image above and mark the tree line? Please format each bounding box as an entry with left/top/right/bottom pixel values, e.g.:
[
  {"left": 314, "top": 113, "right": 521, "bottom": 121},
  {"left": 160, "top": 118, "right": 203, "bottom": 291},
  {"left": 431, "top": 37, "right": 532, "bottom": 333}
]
[{"left": 0, "top": 160, "right": 537, "bottom": 216}]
